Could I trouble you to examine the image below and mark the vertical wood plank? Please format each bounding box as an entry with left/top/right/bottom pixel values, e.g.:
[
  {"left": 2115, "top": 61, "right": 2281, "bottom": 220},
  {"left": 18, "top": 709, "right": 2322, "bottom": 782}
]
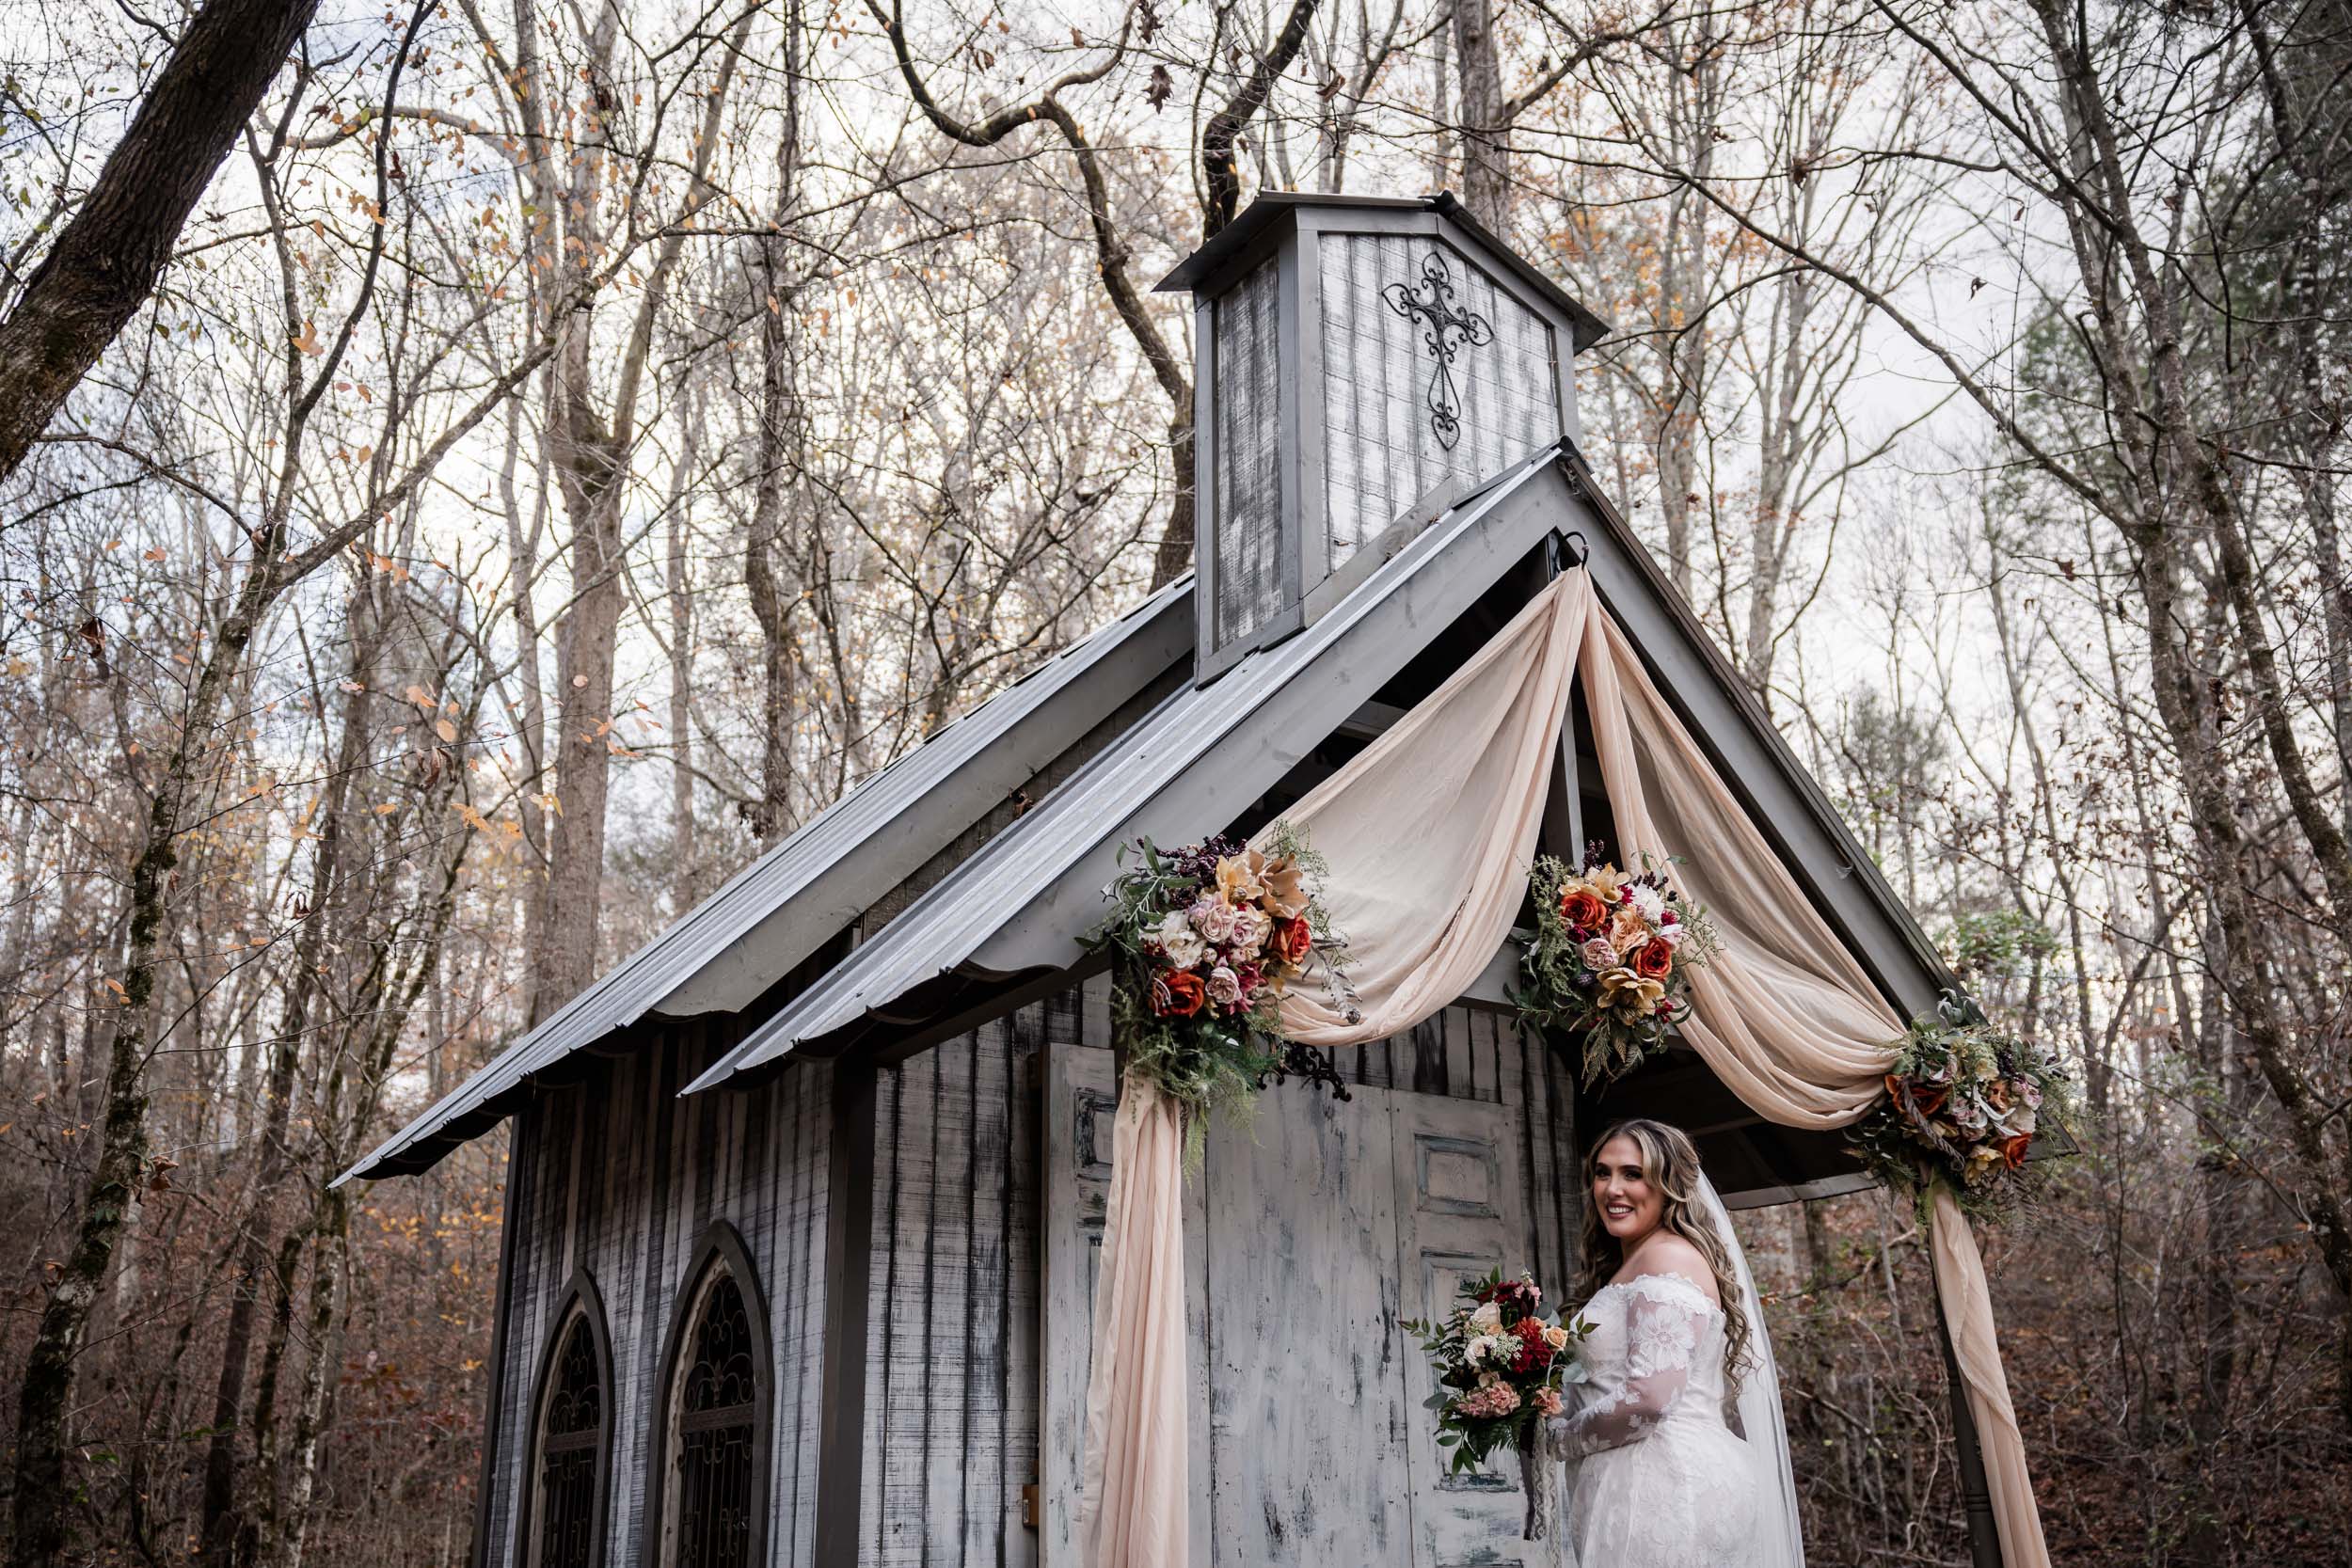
[{"left": 817, "top": 1053, "right": 879, "bottom": 1566}]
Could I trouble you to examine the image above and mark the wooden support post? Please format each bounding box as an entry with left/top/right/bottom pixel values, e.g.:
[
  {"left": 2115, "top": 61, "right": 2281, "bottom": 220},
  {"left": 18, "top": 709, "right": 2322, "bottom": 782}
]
[
  {"left": 1934, "top": 1286, "right": 2006, "bottom": 1568},
  {"left": 813, "top": 1054, "right": 878, "bottom": 1567}
]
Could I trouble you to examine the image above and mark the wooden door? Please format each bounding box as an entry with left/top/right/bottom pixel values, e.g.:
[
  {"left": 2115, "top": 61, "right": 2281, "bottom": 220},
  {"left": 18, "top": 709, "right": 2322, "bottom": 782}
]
[
  {"left": 1042, "top": 1041, "right": 1536, "bottom": 1567},
  {"left": 1389, "top": 1094, "right": 1534, "bottom": 1568},
  {"left": 1202, "top": 1061, "right": 1419, "bottom": 1564}
]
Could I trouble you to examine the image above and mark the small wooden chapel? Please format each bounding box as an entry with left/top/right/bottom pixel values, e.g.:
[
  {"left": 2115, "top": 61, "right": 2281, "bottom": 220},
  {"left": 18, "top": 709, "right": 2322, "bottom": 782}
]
[{"left": 345, "top": 194, "right": 2006, "bottom": 1568}]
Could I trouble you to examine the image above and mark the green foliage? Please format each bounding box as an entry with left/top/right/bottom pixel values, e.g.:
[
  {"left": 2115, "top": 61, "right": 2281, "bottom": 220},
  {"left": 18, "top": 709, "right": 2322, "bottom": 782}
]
[{"left": 1942, "top": 909, "right": 2060, "bottom": 984}]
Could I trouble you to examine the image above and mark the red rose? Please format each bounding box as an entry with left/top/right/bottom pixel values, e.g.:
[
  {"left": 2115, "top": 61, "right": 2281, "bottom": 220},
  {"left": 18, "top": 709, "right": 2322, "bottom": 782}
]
[
  {"left": 1512, "top": 1320, "right": 1550, "bottom": 1373},
  {"left": 1153, "top": 970, "right": 1205, "bottom": 1018},
  {"left": 1630, "top": 939, "right": 1673, "bottom": 979},
  {"left": 1271, "top": 916, "right": 1312, "bottom": 966},
  {"left": 1558, "top": 889, "right": 1608, "bottom": 932},
  {"left": 2001, "top": 1133, "right": 2032, "bottom": 1169}
]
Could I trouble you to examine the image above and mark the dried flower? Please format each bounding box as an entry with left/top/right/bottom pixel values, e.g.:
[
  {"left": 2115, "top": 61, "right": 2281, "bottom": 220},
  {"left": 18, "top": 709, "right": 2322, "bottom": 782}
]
[{"left": 1257, "top": 852, "right": 1309, "bottom": 919}]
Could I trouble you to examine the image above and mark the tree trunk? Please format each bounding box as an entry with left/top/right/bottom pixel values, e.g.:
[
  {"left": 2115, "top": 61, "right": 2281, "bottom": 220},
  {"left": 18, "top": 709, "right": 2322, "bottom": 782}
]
[
  {"left": 8, "top": 562, "right": 283, "bottom": 1568},
  {"left": 1451, "top": 0, "right": 1509, "bottom": 230},
  {"left": 533, "top": 388, "right": 627, "bottom": 1022},
  {"left": 0, "top": 0, "right": 324, "bottom": 483},
  {"left": 746, "top": 11, "right": 806, "bottom": 839},
  {"left": 199, "top": 614, "right": 377, "bottom": 1567}
]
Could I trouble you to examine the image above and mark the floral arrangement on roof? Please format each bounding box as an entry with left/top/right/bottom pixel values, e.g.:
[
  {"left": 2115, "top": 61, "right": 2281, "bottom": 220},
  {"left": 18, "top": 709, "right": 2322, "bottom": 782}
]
[
  {"left": 1403, "top": 1269, "right": 1591, "bottom": 1488},
  {"left": 1851, "top": 991, "right": 2073, "bottom": 1218},
  {"left": 1511, "top": 846, "right": 1719, "bottom": 1088},
  {"left": 1086, "top": 824, "right": 1359, "bottom": 1159}
]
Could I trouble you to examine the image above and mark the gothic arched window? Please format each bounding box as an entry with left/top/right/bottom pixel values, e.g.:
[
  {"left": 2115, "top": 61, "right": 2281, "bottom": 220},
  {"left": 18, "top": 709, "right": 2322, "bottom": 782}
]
[
  {"left": 650, "top": 1224, "right": 770, "bottom": 1568},
  {"left": 524, "top": 1274, "right": 612, "bottom": 1568}
]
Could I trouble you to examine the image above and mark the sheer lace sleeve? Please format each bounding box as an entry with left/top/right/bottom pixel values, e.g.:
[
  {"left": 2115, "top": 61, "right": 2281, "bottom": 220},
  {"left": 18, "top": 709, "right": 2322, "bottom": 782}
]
[{"left": 1547, "top": 1279, "right": 1710, "bottom": 1461}]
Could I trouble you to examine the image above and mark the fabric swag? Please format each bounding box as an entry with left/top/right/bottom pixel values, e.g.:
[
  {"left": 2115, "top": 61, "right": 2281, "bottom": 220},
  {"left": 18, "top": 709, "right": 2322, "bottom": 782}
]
[{"left": 1075, "top": 568, "right": 2051, "bottom": 1568}]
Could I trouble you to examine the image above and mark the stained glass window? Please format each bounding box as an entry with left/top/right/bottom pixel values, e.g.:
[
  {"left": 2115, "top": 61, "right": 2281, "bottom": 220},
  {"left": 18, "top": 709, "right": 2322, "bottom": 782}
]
[
  {"left": 533, "top": 1310, "right": 604, "bottom": 1568},
  {"left": 669, "top": 1270, "right": 757, "bottom": 1568}
]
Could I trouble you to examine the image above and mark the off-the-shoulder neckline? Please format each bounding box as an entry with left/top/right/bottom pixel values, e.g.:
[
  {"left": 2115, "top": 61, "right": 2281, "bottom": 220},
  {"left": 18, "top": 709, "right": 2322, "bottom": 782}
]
[{"left": 1594, "top": 1270, "right": 1724, "bottom": 1317}]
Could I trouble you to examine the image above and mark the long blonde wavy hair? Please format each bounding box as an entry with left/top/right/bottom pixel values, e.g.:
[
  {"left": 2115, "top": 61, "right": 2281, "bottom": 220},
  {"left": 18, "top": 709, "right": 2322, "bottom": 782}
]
[{"left": 1576, "top": 1117, "right": 1751, "bottom": 1404}]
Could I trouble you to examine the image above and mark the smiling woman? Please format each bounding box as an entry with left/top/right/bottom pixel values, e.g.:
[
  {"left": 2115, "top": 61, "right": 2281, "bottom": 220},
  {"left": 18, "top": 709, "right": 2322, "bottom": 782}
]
[{"left": 1550, "top": 1120, "right": 1791, "bottom": 1568}]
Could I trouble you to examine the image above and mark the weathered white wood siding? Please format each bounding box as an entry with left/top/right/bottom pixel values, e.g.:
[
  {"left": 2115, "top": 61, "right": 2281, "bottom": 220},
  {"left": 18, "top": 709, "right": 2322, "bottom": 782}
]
[
  {"left": 478, "top": 1026, "right": 834, "bottom": 1568},
  {"left": 855, "top": 995, "right": 1057, "bottom": 1568}
]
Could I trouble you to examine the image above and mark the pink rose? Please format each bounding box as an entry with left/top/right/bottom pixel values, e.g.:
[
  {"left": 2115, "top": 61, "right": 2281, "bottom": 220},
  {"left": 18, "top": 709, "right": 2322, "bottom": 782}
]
[
  {"left": 1189, "top": 898, "right": 1238, "bottom": 944},
  {"left": 1580, "top": 938, "right": 1618, "bottom": 972},
  {"left": 1205, "top": 966, "right": 1243, "bottom": 1010}
]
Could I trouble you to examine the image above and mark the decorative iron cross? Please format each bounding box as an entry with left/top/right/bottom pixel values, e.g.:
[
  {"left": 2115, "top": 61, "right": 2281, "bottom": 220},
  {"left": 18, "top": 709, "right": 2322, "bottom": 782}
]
[{"left": 1382, "top": 252, "right": 1494, "bottom": 451}]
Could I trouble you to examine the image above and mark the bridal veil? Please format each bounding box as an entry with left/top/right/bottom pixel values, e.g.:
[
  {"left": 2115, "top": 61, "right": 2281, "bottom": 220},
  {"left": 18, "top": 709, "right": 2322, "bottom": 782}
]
[{"left": 1698, "top": 1172, "right": 1805, "bottom": 1568}]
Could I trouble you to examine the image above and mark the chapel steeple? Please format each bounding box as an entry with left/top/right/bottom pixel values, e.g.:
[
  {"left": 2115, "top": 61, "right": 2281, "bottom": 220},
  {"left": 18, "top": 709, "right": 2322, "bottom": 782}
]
[{"left": 1157, "top": 192, "right": 1609, "bottom": 680}]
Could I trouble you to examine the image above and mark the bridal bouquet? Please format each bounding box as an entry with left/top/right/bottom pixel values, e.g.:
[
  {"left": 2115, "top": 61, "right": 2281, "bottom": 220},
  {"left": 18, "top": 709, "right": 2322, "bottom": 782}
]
[
  {"left": 1086, "top": 824, "right": 1359, "bottom": 1156},
  {"left": 1512, "top": 848, "right": 1719, "bottom": 1087},
  {"left": 1852, "top": 992, "right": 2073, "bottom": 1216},
  {"left": 1403, "top": 1269, "right": 1590, "bottom": 1479}
]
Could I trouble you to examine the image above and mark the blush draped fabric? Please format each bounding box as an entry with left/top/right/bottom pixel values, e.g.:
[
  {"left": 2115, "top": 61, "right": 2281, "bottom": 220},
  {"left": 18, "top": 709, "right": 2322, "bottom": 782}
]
[
  {"left": 1074, "top": 1083, "right": 1190, "bottom": 1568},
  {"left": 1078, "top": 569, "right": 2050, "bottom": 1568}
]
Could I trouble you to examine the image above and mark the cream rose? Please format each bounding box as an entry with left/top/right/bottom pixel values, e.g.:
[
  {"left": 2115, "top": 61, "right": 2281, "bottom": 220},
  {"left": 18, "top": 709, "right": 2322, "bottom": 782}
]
[{"left": 1156, "top": 910, "right": 1206, "bottom": 968}]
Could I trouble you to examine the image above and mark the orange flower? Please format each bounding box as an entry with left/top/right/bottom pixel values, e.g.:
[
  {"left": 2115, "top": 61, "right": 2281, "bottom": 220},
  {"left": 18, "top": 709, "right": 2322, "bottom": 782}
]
[
  {"left": 2001, "top": 1133, "right": 2032, "bottom": 1170},
  {"left": 1886, "top": 1074, "right": 1946, "bottom": 1116},
  {"left": 1558, "top": 887, "right": 1608, "bottom": 931},
  {"left": 1630, "top": 939, "right": 1674, "bottom": 980},
  {"left": 1153, "top": 971, "right": 1205, "bottom": 1018},
  {"left": 1271, "top": 916, "right": 1312, "bottom": 966}
]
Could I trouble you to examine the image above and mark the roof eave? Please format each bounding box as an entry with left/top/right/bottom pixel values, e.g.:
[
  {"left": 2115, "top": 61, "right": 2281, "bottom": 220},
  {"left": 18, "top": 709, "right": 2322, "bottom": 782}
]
[{"left": 338, "top": 574, "right": 1197, "bottom": 1184}]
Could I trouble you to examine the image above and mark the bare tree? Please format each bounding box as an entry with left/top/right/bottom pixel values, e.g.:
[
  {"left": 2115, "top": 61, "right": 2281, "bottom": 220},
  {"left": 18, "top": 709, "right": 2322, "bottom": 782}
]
[{"left": 0, "top": 0, "right": 327, "bottom": 484}]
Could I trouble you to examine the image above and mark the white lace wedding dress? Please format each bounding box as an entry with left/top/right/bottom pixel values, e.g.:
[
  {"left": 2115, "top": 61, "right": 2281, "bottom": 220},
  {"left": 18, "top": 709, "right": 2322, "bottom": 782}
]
[{"left": 1545, "top": 1270, "right": 1768, "bottom": 1567}]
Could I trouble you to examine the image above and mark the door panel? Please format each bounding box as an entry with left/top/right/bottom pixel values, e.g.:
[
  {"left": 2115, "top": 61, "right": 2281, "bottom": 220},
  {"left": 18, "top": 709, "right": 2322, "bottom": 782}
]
[
  {"left": 1203, "top": 1077, "right": 1417, "bottom": 1565},
  {"left": 1391, "top": 1096, "right": 1534, "bottom": 1568}
]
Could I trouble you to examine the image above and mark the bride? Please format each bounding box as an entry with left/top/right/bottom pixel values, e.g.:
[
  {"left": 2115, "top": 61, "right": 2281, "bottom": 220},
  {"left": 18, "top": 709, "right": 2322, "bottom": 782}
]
[{"left": 1544, "top": 1117, "right": 1787, "bottom": 1567}]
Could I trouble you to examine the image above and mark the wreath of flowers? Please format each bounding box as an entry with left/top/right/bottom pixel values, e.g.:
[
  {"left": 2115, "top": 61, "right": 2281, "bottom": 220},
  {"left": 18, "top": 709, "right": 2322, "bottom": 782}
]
[
  {"left": 1511, "top": 847, "right": 1720, "bottom": 1088},
  {"left": 1403, "top": 1269, "right": 1591, "bottom": 1477},
  {"left": 1086, "top": 824, "right": 1360, "bottom": 1160},
  {"left": 1850, "top": 992, "right": 2074, "bottom": 1218}
]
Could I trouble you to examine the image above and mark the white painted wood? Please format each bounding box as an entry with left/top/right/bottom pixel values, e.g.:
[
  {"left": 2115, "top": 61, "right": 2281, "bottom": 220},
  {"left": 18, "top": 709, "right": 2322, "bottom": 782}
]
[
  {"left": 1041, "top": 1041, "right": 1118, "bottom": 1568},
  {"left": 1204, "top": 1075, "right": 1418, "bottom": 1565},
  {"left": 1391, "top": 1092, "right": 1535, "bottom": 1568}
]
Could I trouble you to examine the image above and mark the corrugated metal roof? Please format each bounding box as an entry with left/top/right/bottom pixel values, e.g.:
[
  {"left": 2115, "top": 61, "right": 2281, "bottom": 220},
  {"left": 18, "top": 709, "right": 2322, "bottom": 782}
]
[
  {"left": 340, "top": 575, "right": 1196, "bottom": 1182},
  {"left": 683, "top": 444, "right": 1571, "bottom": 1095}
]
